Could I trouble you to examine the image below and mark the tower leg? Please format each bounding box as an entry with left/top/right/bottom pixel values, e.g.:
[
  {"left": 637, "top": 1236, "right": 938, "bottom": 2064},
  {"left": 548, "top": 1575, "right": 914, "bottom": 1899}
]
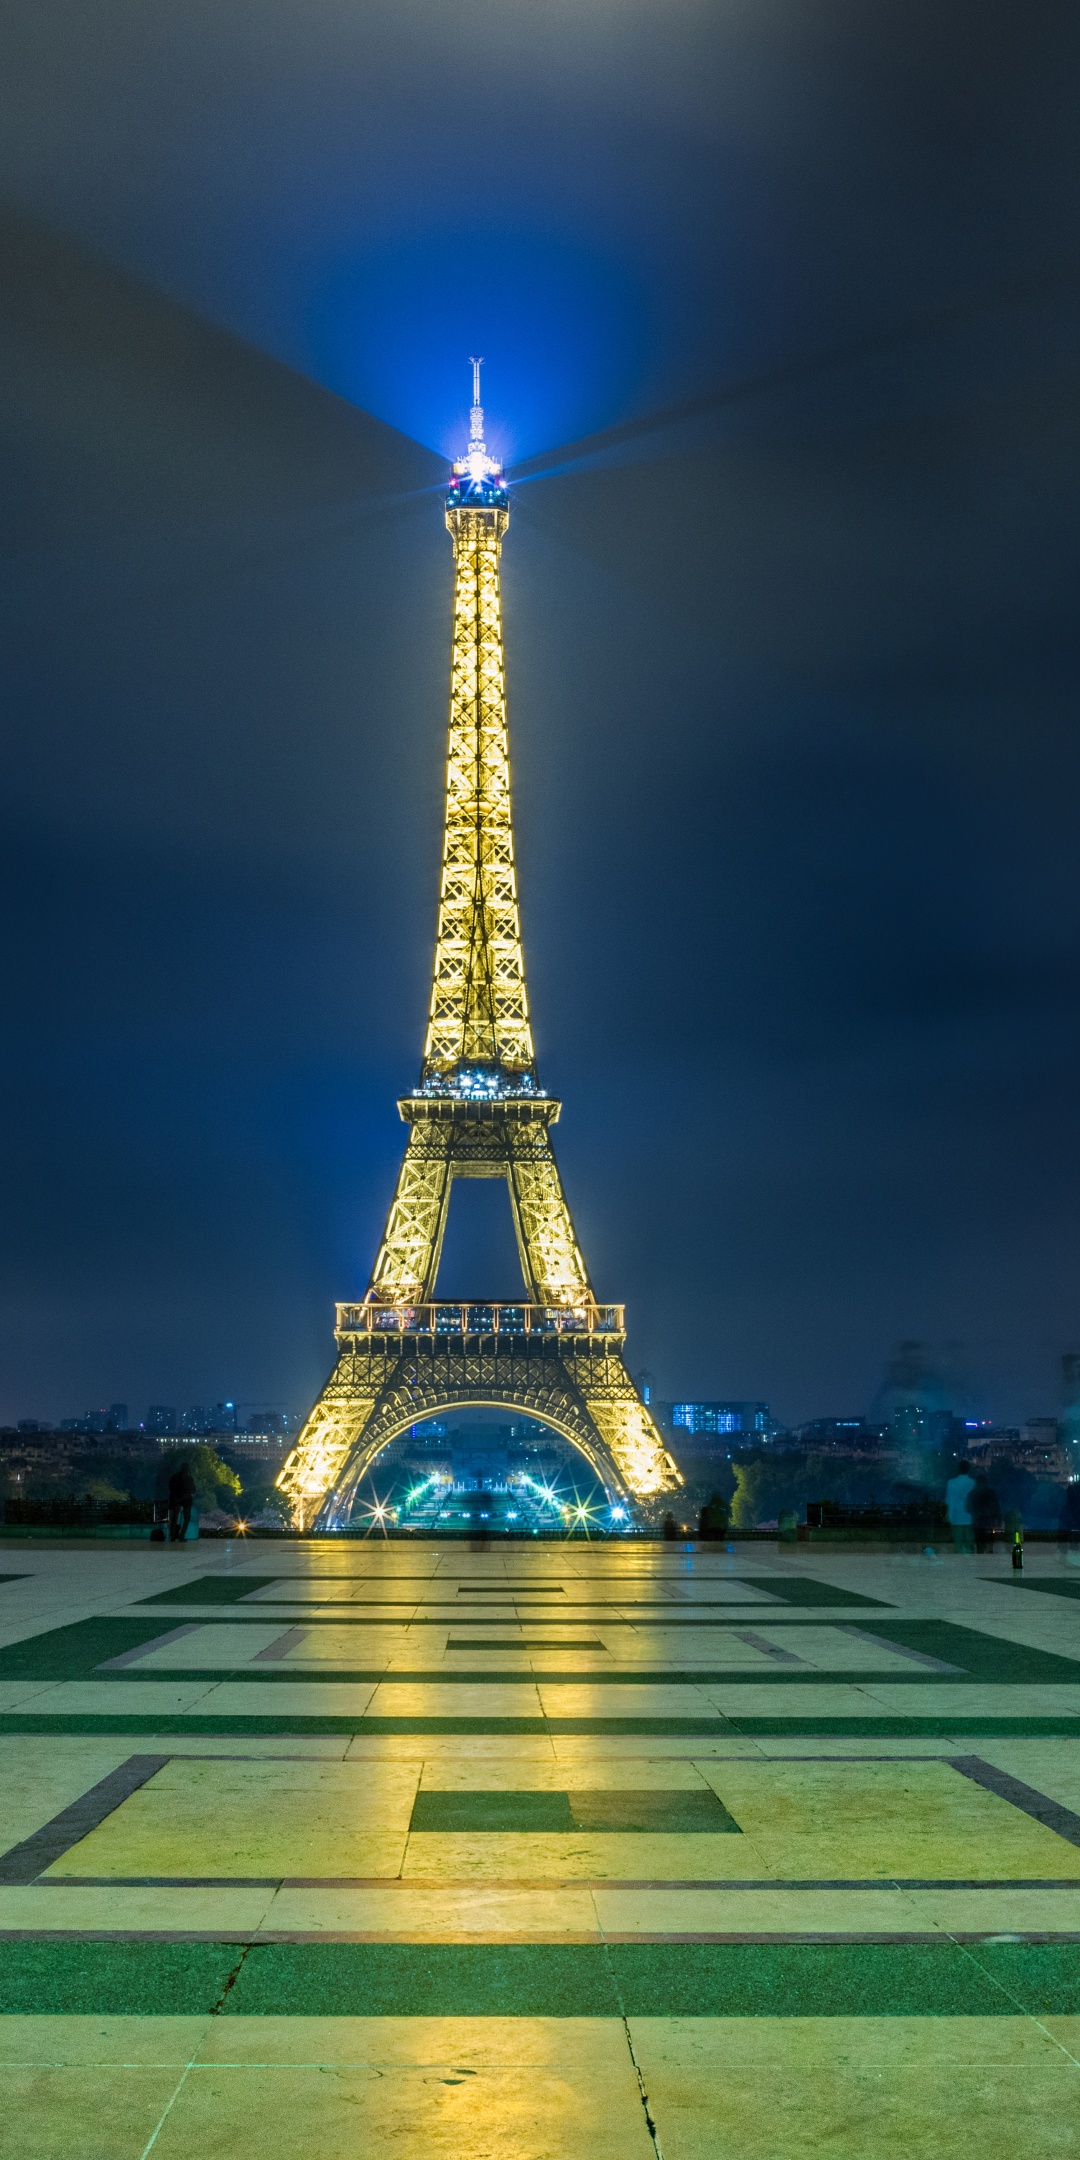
[
  {"left": 505, "top": 1124, "right": 592, "bottom": 1305},
  {"left": 276, "top": 1344, "right": 402, "bottom": 1529},
  {"left": 563, "top": 1343, "right": 681, "bottom": 1499},
  {"left": 368, "top": 1121, "right": 454, "bottom": 1305}
]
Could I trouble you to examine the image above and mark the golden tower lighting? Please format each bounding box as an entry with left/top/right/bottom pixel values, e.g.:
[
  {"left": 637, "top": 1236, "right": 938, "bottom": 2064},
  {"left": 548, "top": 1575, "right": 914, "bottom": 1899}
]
[{"left": 278, "top": 365, "right": 680, "bottom": 1528}]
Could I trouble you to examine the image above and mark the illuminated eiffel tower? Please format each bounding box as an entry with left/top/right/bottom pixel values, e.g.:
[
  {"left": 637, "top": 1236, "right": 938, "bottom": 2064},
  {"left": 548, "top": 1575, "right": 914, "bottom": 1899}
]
[{"left": 278, "top": 365, "right": 680, "bottom": 1528}]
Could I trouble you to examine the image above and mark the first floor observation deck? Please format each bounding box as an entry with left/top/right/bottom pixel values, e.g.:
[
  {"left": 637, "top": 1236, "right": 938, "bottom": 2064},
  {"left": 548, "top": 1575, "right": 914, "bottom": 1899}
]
[{"left": 336, "top": 1300, "right": 625, "bottom": 1341}]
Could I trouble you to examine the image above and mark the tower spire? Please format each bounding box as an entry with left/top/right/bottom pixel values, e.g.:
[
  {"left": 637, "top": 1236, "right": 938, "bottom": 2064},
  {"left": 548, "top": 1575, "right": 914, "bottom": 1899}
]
[
  {"left": 460, "top": 357, "right": 498, "bottom": 482},
  {"left": 424, "top": 369, "right": 530, "bottom": 1084}
]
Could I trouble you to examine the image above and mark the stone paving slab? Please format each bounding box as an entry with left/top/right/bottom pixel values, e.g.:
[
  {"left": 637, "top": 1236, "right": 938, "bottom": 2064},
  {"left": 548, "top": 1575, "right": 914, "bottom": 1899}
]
[{"left": 3, "top": 1541, "right": 1080, "bottom": 2154}]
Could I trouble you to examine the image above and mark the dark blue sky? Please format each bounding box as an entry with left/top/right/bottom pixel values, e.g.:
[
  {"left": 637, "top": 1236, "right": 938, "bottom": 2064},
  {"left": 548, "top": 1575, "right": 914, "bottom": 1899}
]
[{"left": 2, "top": 0, "right": 1080, "bottom": 1426}]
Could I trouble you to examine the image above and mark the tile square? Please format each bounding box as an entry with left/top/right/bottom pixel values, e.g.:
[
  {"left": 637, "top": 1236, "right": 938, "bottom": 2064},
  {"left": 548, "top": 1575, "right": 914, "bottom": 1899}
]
[
  {"left": 0, "top": 2065, "right": 184, "bottom": 2159},
  {"left": 631, "top": 2014, "right": 1080, "bottom": 2158},
  {"left": 148, "top": 2059, "right": 656, "bottom": 2158},
  {"left": 368, "top": 1682, "right": 542, "bottom": 1718},
  {"left": 410, "top": 1789, "right": 576, "bottom": 1832},
  {"left": 571, "top": 1789, "right": 741, "bottom": 1832}
]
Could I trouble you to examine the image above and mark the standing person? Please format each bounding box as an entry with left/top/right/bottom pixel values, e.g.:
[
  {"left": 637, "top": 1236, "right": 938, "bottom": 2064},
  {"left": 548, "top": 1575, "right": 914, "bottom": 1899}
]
[
  {"left": 698, "top": 1493, "right": 730, "bottom": 1541},
  {"left": 970, "top": 1476, "right": 1002, "bottom": 1555},
  {"left": 944, "top": 1460, "right": 976, "bottom": 1553},
  {"left": 168, "top": 1460, "right": 196, "bottom": 1543}
]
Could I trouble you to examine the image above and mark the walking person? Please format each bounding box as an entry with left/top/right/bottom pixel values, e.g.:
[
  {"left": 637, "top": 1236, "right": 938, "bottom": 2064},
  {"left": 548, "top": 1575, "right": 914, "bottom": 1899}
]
[
  {"left": 168, "top": 1459, "right": 196, "bottom": 1543},
  {"left": 944, "top": 1460, "right": 976, "bottom": 1553}
]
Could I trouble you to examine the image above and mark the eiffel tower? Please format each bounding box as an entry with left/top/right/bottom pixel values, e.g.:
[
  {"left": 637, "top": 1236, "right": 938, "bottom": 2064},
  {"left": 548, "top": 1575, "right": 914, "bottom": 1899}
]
[{"left": 278, "top": 366, "right": 681, "bottom": 1529}]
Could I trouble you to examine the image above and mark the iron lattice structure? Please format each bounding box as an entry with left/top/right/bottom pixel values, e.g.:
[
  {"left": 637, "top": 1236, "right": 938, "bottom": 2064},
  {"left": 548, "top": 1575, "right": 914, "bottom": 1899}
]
[{"left": 278, "top": 372, "right": 680, "bottom": 1527}]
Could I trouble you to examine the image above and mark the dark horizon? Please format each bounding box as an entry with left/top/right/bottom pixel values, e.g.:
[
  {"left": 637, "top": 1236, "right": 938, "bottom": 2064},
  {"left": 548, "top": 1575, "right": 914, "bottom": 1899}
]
[{"left": 3, "top": 2, "right": 1080, "bottom": 1432}]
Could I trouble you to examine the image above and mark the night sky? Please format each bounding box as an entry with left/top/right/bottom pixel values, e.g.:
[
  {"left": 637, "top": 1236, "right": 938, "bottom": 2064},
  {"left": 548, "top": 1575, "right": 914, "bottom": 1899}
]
[{"left": 2, "top": 0, "right": 1080, "bottom": 1429}]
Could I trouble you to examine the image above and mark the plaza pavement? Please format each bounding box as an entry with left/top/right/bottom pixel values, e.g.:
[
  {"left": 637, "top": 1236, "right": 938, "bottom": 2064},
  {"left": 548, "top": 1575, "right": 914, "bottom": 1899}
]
[{"left": 1, "top": 1534, "right": 1080, "bottom": 2155}]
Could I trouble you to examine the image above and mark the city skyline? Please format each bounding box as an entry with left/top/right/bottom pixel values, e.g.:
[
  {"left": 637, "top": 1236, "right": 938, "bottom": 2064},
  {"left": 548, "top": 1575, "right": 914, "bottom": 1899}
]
[{"left": 8, "top": 1341, "right": 1080, "bottom": 1448}]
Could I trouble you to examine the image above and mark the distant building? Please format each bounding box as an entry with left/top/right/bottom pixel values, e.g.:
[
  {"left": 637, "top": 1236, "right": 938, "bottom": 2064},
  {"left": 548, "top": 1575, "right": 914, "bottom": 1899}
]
[
  {"left": 146, "top": 1406, "right": 177, "bottom": 1436},
  {"left": 791, "top": 1417, "right": 891, "bottom": 1452},
  {"left": 1020, "top": 1418, "right": 1068, "bottom": 1475},
  {"left": 1062, "top": 1355, "right": 1080, "bottom": 1473},
  {"left": 58, "top": 1405, "right": 128, "bottom": 1435},
  {"left": 178, "top": 1402, "right": 236, "bottom": 1436},
  {"left": 964, "top": 1418, "right": 1068, "bottom": 1480},
  {"left": 669, "top": 1402, "right": 772, "bottom": 1439},
  {"left": 960, "top": 1424, "right": 1020, "bottom": 1471}
]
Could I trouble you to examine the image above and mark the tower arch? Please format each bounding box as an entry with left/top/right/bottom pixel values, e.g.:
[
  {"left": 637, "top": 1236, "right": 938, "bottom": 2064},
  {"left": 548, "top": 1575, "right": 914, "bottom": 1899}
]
[{"left": 317, "top": 1395, "right": 627, "bottom": 1532}]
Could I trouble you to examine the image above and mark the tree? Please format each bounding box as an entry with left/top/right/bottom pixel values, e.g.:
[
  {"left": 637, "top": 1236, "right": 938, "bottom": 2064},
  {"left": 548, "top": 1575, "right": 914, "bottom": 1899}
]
[
  {"left": 235, "top": 1483, "right": 292, "bottom": 1526},
  {"left": 160, "top": 1445, "right": 241, "bottom": 1513},
  {"left": 85, "top": 1479, "right": 130, "bottom": 1508},
  {"left": 731, "top": 1455, "right": 808, "bottom": 1528}
]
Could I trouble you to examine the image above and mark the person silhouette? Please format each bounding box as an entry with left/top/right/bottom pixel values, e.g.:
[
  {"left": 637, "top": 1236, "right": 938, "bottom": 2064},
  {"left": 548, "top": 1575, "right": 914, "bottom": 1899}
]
[
  {"left": 168, "top": 1460, "right": 196, "bottom": 1543},
  {"left": 944, "top": 1460, "right": 976, "bottom": 1553}
]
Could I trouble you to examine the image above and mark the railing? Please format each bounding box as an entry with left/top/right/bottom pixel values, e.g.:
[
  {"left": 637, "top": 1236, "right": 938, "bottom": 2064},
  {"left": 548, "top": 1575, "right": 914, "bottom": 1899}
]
[
  {"left": 1, "top": 1496, "right": 161, "bottom": 1528},
  {"left": 336, "top": 1300, "right": 624, "bottom": 1337}
]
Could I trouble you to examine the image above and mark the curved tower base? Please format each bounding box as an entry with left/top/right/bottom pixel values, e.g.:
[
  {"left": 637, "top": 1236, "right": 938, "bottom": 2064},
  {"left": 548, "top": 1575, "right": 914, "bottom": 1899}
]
[{"left": 279, "top": 1307, "right": 680, "bottom": 1530}]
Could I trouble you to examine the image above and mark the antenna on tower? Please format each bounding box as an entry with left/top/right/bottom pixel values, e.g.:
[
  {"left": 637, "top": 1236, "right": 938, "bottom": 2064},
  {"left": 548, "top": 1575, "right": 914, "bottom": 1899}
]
[
  {"left": 469, "top": 357, "right": 484, "bottom": 445},
  {"left": 451, "top": 358, "right": 502, "bottom": 492}
]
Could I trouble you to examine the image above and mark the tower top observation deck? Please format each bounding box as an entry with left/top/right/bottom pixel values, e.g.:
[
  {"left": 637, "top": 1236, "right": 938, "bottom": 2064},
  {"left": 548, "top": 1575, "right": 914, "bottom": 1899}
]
[{"left": 446, "top": 357, "right": 509, "bottom": 514}]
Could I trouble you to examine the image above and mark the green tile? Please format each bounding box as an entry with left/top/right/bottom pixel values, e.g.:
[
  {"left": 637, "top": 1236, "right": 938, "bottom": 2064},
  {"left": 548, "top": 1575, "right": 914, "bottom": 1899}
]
[
  {"left": 220, "top": 1942, "right": 1078, "bottom": 2018},
  {"left": 409, "top": 1789, "right": 576, "bottom": 1831},
  {"left": 4, "top": 1941, "right": 1077, "bottom": 2018},
  {"left": 227, "top": 1942, "right": 621, "bottom": 2017},
  {"left": 1011, "top": 1579, "right": 1080, "bottom": 1602},
  {"left": 0, "top": 1941, "right": 239, "bottom": 2015},
  {"left": 865, "top": 1620, "right": 1080, "bottom": 1685},
  {"left": 969, "top": 1940, "right": 1080, "bottom": 2016},
  {"left": 607, "top": 1942, "right": 1020, "bottom": 2016},
  {"left": 138, "top": 1576, "right": 281, "bottom": 1607},
  {"left": 570, "top": 1789, "right": 741, "bottom": 1832},
  {"left": 727, "top": 1718, "right": 1080, "bottom": 1737},
  {"left": 445, "top": 1638, "right": 604, "bottom": 1649},
  {"left": 0, "top": 1619, "right": 206, "bottom": 1684},
  {"left": 409, "top": 1787, "right": 741, "bottom": 1832},
  {"left": 2, "top": 1711, "right": 1080, "bottom": 1739},
  {"left": 738, "top": 1577, "right": 890, "bottom": 1608},
  {"left": 105, "top": 1669, "right": 381, "bottom": 1686}
]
